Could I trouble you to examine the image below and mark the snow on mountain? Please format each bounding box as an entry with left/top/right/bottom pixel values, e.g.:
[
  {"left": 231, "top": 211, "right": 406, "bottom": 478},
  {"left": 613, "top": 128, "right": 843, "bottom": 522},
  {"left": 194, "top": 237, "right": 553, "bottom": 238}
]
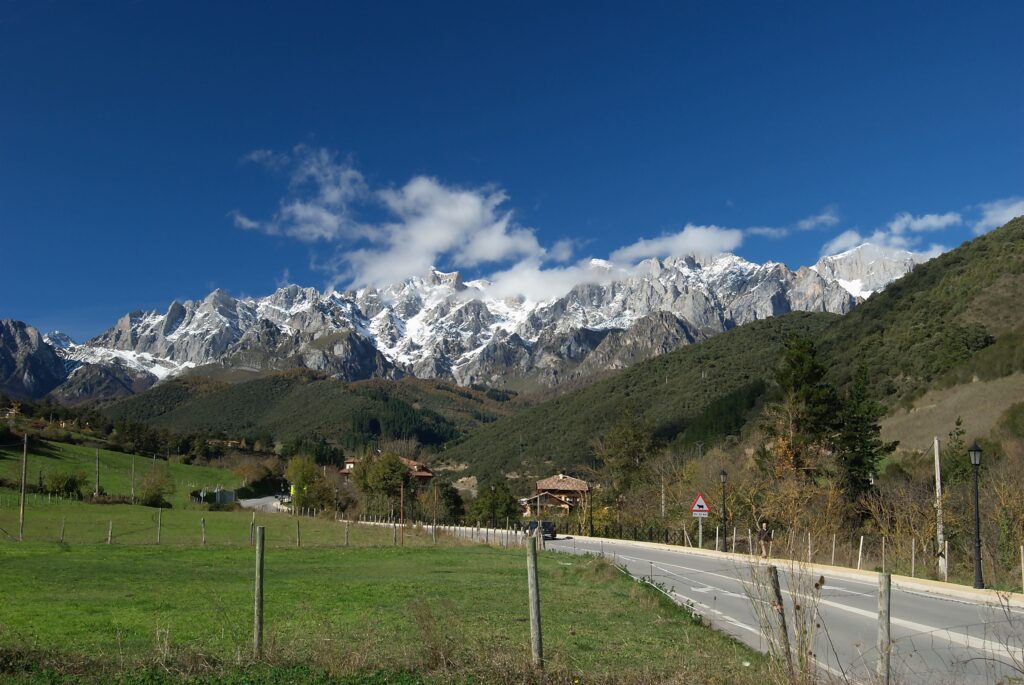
[
  {"left": 27, "top": 244, "right": 928, "bottom": 399},
  {"left": 43, "top": 331, "right": 76, "bottom": 350},
  {"left": 812, "top": 243, "right": 929, "bottom": 299}
]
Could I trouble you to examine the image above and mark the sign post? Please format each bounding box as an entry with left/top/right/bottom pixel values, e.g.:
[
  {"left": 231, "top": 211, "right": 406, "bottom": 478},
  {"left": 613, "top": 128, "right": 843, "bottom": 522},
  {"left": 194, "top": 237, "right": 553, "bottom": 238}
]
[{"left": 691, "top": 493, "right": 710, "bottom": 548}]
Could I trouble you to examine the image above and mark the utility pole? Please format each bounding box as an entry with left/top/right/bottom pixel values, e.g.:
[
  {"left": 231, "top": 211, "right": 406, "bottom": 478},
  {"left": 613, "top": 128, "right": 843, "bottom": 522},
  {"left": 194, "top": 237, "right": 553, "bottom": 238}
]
[
  {"left": 131, "top": 454, "right": 136, "bottom": 502},
  {"left": 660, "top": 477, "right": 665, "bottom": 518},
  {"left": 933, "top": 437, "right": 946, "bottom": 579},
  {"left": 400, "top": 481, "right": 405, "bottom": 546},
  {"left": 19, "top": 433, "right": 28, "bottom": 541},
  {"left": 94, "top": 448, "right": 100, "bottom": 497}
]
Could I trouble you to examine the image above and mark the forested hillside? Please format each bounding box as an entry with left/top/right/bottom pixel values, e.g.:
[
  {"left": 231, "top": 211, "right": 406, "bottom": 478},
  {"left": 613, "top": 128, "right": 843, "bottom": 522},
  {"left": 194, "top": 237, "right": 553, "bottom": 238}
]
[
  {"left": 102, "top": 371, "right": 518, "bottom": 448},
  {"left": 444, "top": 217, "right": 1024, "bottom": 482},
  {"left": 442, "top": 312, "right": 836, "bottom": 481}
]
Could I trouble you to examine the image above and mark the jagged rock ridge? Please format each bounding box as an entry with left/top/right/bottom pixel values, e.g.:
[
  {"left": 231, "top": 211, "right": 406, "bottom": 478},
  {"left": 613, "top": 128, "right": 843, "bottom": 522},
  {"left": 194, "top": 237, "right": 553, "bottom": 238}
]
[{"left": 2, "top": 244, "right": 929, "bottom": 402}]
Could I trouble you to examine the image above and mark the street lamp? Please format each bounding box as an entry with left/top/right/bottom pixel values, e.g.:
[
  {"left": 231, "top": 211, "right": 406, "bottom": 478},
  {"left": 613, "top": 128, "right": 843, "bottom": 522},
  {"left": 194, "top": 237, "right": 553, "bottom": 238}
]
[
  {"left": 969, "top": 441, "right": 984, "bottom": 589},
  {"left": 719, "top": 469, "right": 728, "bottom": 552}
]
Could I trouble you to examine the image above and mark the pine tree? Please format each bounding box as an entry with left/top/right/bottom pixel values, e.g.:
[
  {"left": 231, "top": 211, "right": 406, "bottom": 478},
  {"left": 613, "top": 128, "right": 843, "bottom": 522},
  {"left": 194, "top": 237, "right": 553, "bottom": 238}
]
[
  {"left": 834, "top": 366, "right": 897, "bottom": 498},
  {"left": 758, "top": 336, "right": 838, "bottom": 478}
]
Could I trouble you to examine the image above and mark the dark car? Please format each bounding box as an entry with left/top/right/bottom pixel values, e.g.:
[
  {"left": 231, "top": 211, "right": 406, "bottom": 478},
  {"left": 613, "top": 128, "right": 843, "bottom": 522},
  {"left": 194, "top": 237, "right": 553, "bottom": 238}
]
[{"left": 525, "top": 520, "right": 556, "bottom": 540}]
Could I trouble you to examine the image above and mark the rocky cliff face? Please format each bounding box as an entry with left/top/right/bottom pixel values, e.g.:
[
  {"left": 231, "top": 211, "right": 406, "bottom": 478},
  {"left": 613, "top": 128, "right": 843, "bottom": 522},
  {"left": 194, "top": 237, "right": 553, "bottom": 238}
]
[
  {"left": 1, "top": 244, "right": 930, "bottom": 403},
  {"left": 812, "top": 243, "right": 929, "bottom": 298},
  {"left": 0, "top": 320, "right": 69, "bottom": 400}
]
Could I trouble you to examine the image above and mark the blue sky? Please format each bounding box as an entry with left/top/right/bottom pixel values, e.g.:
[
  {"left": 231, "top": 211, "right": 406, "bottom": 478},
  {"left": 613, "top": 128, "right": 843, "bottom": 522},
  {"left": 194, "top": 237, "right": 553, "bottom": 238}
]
[{"left": 2, "top": 2, "right": 1021, "bottom": 340}]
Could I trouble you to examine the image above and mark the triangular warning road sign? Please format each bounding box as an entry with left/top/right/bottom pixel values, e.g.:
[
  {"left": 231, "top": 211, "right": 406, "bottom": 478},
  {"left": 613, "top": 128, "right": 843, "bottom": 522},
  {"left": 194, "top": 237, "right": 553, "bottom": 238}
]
[{"left": 690, "top": 492, "right": 710, "bottom": 513}]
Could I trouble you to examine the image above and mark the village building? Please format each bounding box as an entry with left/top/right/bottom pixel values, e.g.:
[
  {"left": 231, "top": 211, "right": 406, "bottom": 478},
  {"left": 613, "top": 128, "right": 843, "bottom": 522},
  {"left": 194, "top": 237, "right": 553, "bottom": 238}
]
[
  {"left": 521, "top": 473, "right": 589, "bottom": 517},
  {"left": 339, "top": 456, "right": 434, "bottom": 484}
]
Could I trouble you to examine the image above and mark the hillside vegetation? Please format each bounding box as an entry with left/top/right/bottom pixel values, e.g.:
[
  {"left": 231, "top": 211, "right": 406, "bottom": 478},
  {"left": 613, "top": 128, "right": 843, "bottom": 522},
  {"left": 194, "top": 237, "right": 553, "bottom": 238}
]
[
  {"left": 442, "top": 312, "right": 836, "bottom": 482},
  {"left": 102, "top": 371, "right": 518, "bottom": 448},
  {"left": 0, "top": 440, "right": 239, "bottom": 508},
  {"left": 819, "top": 215, "right": 1024, "bottom": 399},
  {"left": 444, "top": 217, "right": 1024, "bottom": 482}
]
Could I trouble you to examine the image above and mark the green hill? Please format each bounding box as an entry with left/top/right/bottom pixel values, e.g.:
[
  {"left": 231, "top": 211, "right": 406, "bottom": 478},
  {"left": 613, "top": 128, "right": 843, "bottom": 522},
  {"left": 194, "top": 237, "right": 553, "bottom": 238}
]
[
  {"left": 101, "top": 370, "right": 519, "bottom": 448},
  {"left": 819, "top": 216, "right": 1024, "bottom": 399},
  {"left": 0, "top": 440, "right": 240, "bottom": 508},
  {"left": 444, "top": 217, "right": 1024, "bottom": 483},
  {"left": 442, "top": 312, "right": 836, "bottom": 482}
]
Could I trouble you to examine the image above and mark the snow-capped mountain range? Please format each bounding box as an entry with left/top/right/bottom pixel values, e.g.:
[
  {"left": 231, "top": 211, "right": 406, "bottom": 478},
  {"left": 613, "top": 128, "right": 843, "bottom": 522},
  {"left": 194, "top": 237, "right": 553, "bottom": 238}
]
[{"left": 2, "top": 244, "right": 930, "bottom": 403}]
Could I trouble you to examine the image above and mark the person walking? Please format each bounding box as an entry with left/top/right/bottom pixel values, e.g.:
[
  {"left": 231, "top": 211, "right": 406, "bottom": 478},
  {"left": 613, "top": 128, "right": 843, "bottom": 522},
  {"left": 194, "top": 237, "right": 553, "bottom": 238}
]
[{"left": 757, "top": 521, "right": 771, "bottom": 559}]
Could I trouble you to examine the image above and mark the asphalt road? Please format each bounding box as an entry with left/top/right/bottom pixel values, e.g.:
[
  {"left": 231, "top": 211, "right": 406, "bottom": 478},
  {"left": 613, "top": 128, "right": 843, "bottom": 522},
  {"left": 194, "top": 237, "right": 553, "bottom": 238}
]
[
  {"left": 238, "top": 495, "right": 284, "bottom": 512},
  {"left": 446, "top": 524, "right": 1023, "bottom": 684}
]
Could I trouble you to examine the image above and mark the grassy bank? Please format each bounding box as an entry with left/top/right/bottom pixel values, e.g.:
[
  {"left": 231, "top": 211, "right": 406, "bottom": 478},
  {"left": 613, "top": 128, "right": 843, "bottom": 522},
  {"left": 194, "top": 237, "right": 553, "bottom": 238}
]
[
  {"left": 0, "top": 440, "right": 240, "bottom": 508},
  {"left": 0, "top": 512, "right": 767, "bottom": 684}
]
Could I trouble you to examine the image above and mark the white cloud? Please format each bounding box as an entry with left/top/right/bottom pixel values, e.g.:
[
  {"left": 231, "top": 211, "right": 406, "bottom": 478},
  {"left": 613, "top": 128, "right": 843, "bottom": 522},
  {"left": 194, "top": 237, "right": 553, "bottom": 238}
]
[
  {"left": 797, "top": 207, "right": 840, "bottom": 231},
  {"left": 238, "top": 146, "right": 368, "bottom": 242},
  {"left": 887, "top": 211, "right": 961, "bottom": 234},
  {"left": 819, "top": 209, "right": 964, "bottom": 257},
  {"left": 972, "top": 197, "right": 1024, "bottom": 235},
  {"left": 820, "top": 229, "right": 866, "bottom": 256},
  {"left": 548, "top": 238, "right": 575, "bottom": 263},
  {"left": 746, "top": 226, "right": 789, "bottom": 238},
  {"left": 610, "top": 224, "right": 744, "bottom": 264},
  {"left": 485, "top": 258, "right": 623, "bottom": 302},
  {"left": 229, "top": 210, "right": 262, "bottom": 231}
]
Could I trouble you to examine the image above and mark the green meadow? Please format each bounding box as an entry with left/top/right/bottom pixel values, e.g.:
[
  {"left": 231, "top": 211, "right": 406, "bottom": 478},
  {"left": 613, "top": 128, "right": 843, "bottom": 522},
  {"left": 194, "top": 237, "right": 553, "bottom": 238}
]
[{"left": 0, "top": 499, "right": 767, "bottom": 685}]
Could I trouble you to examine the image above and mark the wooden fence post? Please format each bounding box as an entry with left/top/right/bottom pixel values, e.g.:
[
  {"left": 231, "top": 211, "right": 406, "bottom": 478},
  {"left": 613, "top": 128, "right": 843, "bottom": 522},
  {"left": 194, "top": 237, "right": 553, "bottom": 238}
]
[
  {"left": 768, "top": 565, "right": 794, "bottom": 680},
  {"left": 526, "top": 534, "right": 544, "bottom": 671},
  {"left": 107, "top": 520, "right": 112, "bottom": 545},
  {"left": 911, "top": 538, "right": 916, "bottom": 577},
  {"left": 157, "top": 509, "right": 162, "bottom": 545},
  {"left": 59, "top": 516, "right": 65, "bottom": 544},
  {"left": 250, "top": 512, "right": 255, "bottom": 546},
  {"left": 296, "top": 520, "right": 301, "bottom": 548},
  {"left": 882, "top": 536, "right": 886, "bottom": 574},
  {"left": 201, "top": 517, "right": 206, "bottom": 545},
  {"left": 254, "top": 526, "right": 265, "bottom": 659},
  {"left": 345, "top": 520, "right": 350, "bottom": 547},
  {"left": 19, "top": 433, "right": 27, "bottom": 542},
  {"left": 877, "top": 573, "right": 891, "bottom": 685}
]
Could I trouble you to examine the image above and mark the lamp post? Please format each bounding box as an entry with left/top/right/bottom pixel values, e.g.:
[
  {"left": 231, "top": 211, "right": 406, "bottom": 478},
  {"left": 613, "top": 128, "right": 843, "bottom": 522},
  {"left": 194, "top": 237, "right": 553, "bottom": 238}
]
[
  {"left": 969, "top": 441, "right": 984, "bottom": 589},
  {"left": 719, "top": 469, "right": 728, "bottom": 552}
]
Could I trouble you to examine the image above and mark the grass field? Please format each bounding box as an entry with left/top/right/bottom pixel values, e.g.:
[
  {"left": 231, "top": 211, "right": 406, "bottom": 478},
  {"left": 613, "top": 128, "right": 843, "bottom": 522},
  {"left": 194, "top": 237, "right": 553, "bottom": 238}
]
[
  {"left": 0, "top": 501, "right": 768, "bottom": 684},
  {"left": 0, "top": 440, "right": 240, "bottom": 508},
  {"left": 0, "top": 491, "right": 430, "bottom": 548}
]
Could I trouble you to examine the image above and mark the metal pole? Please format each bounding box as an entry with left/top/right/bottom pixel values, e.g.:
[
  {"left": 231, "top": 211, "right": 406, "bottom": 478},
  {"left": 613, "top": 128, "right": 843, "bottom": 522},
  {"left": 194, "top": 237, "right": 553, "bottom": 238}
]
[
  {"left": 18, "top": 433, "right": 27, "bottom": 541},
  {"left": 877, "top": 573, "right": 891, "bottom": 685},
  {"left": 254, "top": 526, "right": 265, "bottom": 658},
  {"left": 857, "top": 535, "right": 864, "bottom": 570},
  {"left": 973, "top": 462, "right": 984, "bottom": 589},
  {"left": 831, "top": 533, "right": 836, "bottom": 566},
  {"left": 526, "top": 534, "right": 544, "bottom": 671}
]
